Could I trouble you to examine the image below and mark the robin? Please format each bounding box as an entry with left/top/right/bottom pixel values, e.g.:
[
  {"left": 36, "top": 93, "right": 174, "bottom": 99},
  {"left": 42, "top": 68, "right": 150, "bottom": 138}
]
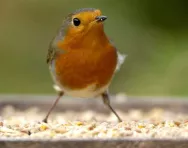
[{"left": 43, "top": 8, "right": 125, "bottom": 123}]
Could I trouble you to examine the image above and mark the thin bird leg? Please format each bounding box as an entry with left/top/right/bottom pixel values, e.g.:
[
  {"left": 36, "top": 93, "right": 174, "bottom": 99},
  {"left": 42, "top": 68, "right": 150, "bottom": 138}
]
[
  {"left": 42, "top": 91, "right": 64, "bottom": 123},
  {"left": 102, "top": 92, "right": 122, "bottom": 122}
]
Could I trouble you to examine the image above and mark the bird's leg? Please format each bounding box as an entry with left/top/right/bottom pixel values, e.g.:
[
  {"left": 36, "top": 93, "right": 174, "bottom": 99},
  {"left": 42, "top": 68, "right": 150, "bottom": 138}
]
[
  {"left": 42, "top": 91, "right": 64, "bottom": 123},
  {"left": 102, "top": 92, "right": 122, "bottom": 122}
]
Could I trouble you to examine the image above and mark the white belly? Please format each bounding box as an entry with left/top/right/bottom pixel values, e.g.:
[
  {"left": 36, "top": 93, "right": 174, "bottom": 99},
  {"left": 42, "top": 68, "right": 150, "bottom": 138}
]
[{"left": 53, "top": 83, "right": 109, "bottom": 98}]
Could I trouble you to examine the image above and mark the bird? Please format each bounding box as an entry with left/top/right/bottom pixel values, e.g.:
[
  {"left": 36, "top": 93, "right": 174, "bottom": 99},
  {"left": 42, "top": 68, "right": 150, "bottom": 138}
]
[{"left": 43, "top": 8, "right": 126, "bottom": 123}]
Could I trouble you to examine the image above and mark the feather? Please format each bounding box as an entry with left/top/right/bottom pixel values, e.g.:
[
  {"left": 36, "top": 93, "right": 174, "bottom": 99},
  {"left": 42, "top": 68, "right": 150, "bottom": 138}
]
[{"left": 116, "top": 52, "right": 126, "bottom": 72}]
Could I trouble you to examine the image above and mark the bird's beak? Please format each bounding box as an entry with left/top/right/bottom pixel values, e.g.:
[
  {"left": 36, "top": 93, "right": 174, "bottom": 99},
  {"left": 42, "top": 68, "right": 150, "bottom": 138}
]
[{"left": 95, "top": 16, "right": 107, "bottom": 22}]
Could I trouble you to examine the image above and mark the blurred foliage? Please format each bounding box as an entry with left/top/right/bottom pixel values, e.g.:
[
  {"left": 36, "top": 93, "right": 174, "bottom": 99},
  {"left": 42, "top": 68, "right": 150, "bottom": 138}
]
[{"left": 0, "top": 0, "right": 188, "bottom": 96}]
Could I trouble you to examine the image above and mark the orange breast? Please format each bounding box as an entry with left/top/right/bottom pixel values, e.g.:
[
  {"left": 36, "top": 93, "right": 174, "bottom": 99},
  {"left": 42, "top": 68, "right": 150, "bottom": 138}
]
[{"left": 55, "top": 45, "right": 117, "bottom": 90}]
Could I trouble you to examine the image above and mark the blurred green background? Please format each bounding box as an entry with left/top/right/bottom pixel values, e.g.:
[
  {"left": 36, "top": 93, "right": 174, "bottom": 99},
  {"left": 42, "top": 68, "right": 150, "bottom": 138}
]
[{"left": 0, "top": 0, "right": 188, "bottom": 96}]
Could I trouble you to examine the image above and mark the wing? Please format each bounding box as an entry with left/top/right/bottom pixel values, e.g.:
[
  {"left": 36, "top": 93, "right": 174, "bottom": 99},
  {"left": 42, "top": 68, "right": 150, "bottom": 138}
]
[
  {"left": 46, "top": 26, "right": 68, "bottom": 65},
  {"left": 46, "top": 44, "right": 56, "bottom": 64},
  {"left": 46, "top": 35, "right": 66, "bottom": 65},
  {"left": 46, "top": 39, "right": 64, "bottom": 92},
  {"left": 46, "top": 13, "right": 72, "bottom": 64}
]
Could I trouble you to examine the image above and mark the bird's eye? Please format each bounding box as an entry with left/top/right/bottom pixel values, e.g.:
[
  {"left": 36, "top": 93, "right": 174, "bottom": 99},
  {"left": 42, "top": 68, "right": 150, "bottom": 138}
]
[{"left": 73, "top": 18, "right": 81, "bottom": 26}]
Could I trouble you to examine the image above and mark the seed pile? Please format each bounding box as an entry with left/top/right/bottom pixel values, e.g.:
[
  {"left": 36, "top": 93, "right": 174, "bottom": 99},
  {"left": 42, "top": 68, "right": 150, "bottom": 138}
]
[{"left": 0, "top": 105, "right": 188, "bottom": 139}]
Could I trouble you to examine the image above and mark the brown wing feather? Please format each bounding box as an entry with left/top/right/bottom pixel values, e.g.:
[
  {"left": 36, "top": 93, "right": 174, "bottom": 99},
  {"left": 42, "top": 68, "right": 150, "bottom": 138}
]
[{"left": 46, "top": 38, "right": 57, "bottom": 64}]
